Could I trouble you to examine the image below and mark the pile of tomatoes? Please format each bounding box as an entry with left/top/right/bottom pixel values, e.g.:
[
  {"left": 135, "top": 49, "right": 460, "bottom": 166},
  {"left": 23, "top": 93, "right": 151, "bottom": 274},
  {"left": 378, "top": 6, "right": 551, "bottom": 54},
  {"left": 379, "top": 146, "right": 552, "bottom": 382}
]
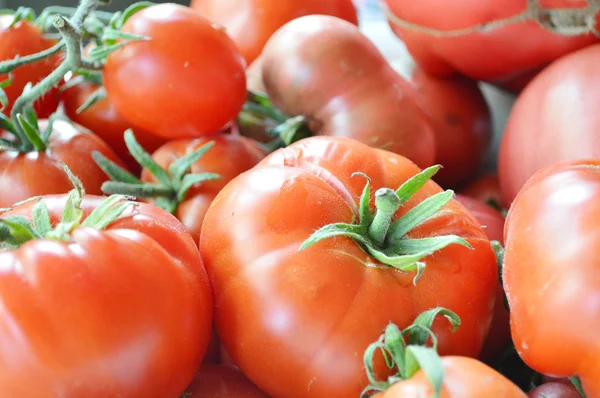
[{"left": 0, "top": 0, "right": 599, "bottom": 397}]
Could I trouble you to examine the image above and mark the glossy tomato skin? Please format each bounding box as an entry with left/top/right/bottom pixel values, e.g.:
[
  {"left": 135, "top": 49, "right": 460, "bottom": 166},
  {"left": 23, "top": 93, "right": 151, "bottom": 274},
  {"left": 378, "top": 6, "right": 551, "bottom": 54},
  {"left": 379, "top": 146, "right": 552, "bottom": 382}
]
[
  {"left": 528, "top": 381, "right": 581, "bottom": 398},
  {"left": 499, "top": 44, "right": 600, "bottom": 205},
  {"left": 190, "top": 0, "right": 358, "bottom": 65},
  {"left": 384, "top": 0, "right": 599, "bottom": 88},
  {"left": 0, "top": 119, "right": 124, "bottom": 208},
  {"left": 143, "top": 134, "right": 266, "bottom": 242},
  {"left": 460, "top": 174, "right": 506, "bottom": 209},
  {"left": 260, "top": 15, "right": 436, "bottom": 169},
  {"left": 373, "top": 357, "right": 526, "bottom": 397},
  {"left": 0, "top": 196, "right": 213, "bottom": 398},
  {"left": 184, "top": 366, "right": 268, "bottom": 398},
  {"left": 200, "top": 136, "right": 498, "bottom": 397},
  {"left": 104, "top": 4, "right": 246, "bottom": 139},
  {"left": 62, "top": 81, "right": 167, "bottom": 175},
  {"left": 0, "top": 17, "right": 61, "bottom": 118},
  {"left": 503, "top": 160, "right": 600, "bottom": 397}
]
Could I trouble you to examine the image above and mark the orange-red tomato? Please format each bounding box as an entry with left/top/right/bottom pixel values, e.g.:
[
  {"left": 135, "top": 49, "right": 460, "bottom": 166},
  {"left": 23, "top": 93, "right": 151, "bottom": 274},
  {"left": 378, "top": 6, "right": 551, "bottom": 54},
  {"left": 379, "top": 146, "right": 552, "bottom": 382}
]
[
  {"left": 184, "top": 366, "right": 268, "bottom": 398},
  {"left": 460, "top": 174, "right": 506, "bottom": 209},
  {"left": 104, "top": 4, "right": 246, "bottom": 139},
  {"left": 200, "top": 136, "right": 497, "bottom": 397},
  {"left": 190, "top": 0, "right": 358, "bottom": 65},
  {"left": 0, "top": 196, "right": 213, "bottom": 397}
]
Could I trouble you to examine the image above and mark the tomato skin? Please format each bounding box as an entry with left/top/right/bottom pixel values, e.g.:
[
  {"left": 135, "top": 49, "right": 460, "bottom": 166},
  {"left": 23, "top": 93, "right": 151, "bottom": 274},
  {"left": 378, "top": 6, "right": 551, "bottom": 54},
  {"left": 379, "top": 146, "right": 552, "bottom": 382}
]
[
  {"left": 503, "top": 160, "right": 600, "bottom": 397},
  {"left": 104, "top": 4, "right": 247, "bottom": 139},
  {"left": 200, "top": 136, "right": 497, "bottom": 397},
  {"left": 0, "top": 196, "right": 213, "bottom": 398},
  {"left": 383, "top": 0, "right": 599, "bottom": 88},
  {"left": 143, "top": 134, "right": 265, "bottom": 242},
  {"left": 455, "top": 194, "right": 504, "bottom": 244},
  {"left": 184, "top": 366, "right": 268, "bottom": 398},
  {"left": 190, "top": 0, "right": 357, "bottom": 65},
  {"left": 460, "top": 174, "right": 506, "bottom": 209},
  {"left": 0, "top": 119, "right": 124, "bottom": 208},
  {"left": 62, "top": 82, "right": 167, "bottom": 175},
  {"left": 373, "top": 357, "right": 526, "bottom": 397},
  {"left": 499, "top": 44, "right": 600, "bottom": 205},
  {"left": 260, "top": 15, "right": 436, "bottom": 169},
  {"left": 528, "top": 381, "right": 582, "bottom": 398}
]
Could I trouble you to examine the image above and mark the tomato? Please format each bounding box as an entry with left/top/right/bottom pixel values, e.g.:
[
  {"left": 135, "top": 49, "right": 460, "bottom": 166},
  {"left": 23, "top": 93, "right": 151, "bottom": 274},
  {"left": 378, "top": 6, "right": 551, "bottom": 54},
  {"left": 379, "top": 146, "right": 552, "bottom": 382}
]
[
  {"left": 259, "top": 15, "right": 436, "bottom": 169},
  {"left": 190, "top": 0, "right": 358, "bottom": 65},
  {"left": 200, "top": 136, "right": 497, "bottom": 397},
  {"left": 0, "top": 119, "right": 123, "bottom": 208},
  {"left": 0, "top": 194, "right": 213, "bottom": 397},
  {"left": 383, "top": 0, "right": 600, "bottom": 90},
  {"left": 0, "top": 17, "right": 61, "bottom": 118},
  {"left": 373, "top": 357, "right": 526, "bottom": 398},
  {"left": 528, "top": 381, "right": 582, "bottom": 398},
  {"left": 455, "top": 194, "right": 504, "bottom": 243},
  {"left": 499, "top": 44, "right": 600, "bottom": 205},
  {"left": 104, "top": 4, "right": 246, "bottom": 139},
  {"left": 183, "top": 366, "right": 268, "bottom": 398},
  {"left": 392, "top": 61, "right": 491, "bottom": 188},
  {"left": 460, "top": 174, "right": 506, "bottom": 210},
  {"left": 62, "top": 81, "right": 167, "bottom": 175},
  {"left": 503, "top": 160, "right": 600, "bottom": 397}
]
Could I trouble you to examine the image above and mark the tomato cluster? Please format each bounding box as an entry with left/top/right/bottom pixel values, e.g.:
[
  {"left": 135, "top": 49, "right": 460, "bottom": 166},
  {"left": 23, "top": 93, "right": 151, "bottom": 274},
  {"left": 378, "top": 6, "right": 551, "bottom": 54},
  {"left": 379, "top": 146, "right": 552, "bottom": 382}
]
[{"left": 0, "top": 0, "right": 598, "bottom": 397}]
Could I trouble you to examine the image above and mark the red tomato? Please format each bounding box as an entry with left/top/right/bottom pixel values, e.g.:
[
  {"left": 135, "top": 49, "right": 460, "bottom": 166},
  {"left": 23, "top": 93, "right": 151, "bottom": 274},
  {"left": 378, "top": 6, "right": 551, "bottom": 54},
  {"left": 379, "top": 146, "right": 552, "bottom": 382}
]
[
  {"left": 184, "top": 366, "right": 268, "bottom": 398},
  {"left": 0, "top": 196, "right": 213, "bottom": 397},
  {"left": 460, "top": 174, "right": 506, "bottom": 209},
  {"left": 104, "top": 4, "right": 246, "bottom": 139},
  {"left": 455, "top": 194, "right": 504, "bottom": 243},
  {"left": 0, "top": 17, "right": 61, "bottom": 118},
  {"left": 62, "top": 81, "right": 167, "bottom": 175},
  {"left": 373, "top": 357, "right": 526, "bottom": 398},
  {"left": 503, "top": 160, "right": 600, "bottom": 397},
  {"left": 0, "top": 119, "right": 124, "bottom": 208},
  {"left": 528, "top": 381, "right": 582, "bottom": 398},
  {"left": 383, "top": 0, "right": 600, "bottom": 89},
  {"left": 190, "top": 0, "right": 358, "bottom": 65},
  {"left": 260, "top": 15, "right": 436, "bottom": 169},
  {"left": 200, "top": 136, "right": 497, "bottom": 397},
  {"left": 499, "top": 44, "right": 600, "bottom": 205}
]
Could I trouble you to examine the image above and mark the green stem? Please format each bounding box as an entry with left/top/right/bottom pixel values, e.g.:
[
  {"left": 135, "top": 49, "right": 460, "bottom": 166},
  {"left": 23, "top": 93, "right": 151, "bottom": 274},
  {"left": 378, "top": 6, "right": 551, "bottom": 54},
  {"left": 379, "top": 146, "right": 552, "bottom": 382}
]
[
  {"left": 368, "top": 188, "right": 402, "bottom": 247},
  {"left": 242, "top": 102, "right": 287, "bottom": 124},
  {"left": 0, "top": 41, "right": 65, "bottom": 75}
]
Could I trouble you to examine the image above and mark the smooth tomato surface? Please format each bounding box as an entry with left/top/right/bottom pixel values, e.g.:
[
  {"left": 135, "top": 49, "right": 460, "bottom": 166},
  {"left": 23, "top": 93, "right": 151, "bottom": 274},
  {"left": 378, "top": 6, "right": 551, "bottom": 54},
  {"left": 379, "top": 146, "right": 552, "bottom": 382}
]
[
  {"left": 104, "top": 4, "right": 246, "bottom": 139},
  {"left": 528, "top": 381, "right": 582, "bottom": 398},
  {"left": 503, "top": 160, "right": 600, "bottom": 397},
  {"left": 200, "top": 136, "right": 497, "bottom": 397},
  {"left": 0, "top": 196, "right": 213, "bottom": 397},
  {"left": 260, "top": 15, "right": 436, "bottom": 169},
  {"left": 190, "top": 0, "right": 358, "bottom": 65},
  {"left": 460, "top": 174, "right": 506, "bottom": 209},
  {"left": 499, "top": 44, "right": 600, "bottom": 204},
  {"left": 184, "top": 366, "right": 268, "bottom": 398},
  {"left": 0, "top": 119, "right": 123, "bottom": 208}
]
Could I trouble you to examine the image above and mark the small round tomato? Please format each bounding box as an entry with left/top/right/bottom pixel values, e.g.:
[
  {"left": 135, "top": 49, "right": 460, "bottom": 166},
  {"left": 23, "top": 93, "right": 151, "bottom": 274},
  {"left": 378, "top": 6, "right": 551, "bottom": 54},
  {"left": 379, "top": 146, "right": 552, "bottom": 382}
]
[
  {"left": 183, "top": 366, "right": 268, "bottom": 398},
  {"left": 0, "top": 17, "right": 61, "bottom": 118},
  {"left": 104, "top": 4, "right": 246, "bottom": 139},
  {"left": 62, "top": 81, "right": 167, "bottom": 175},
  {"left": 528, "top": 381, "right": 582, "bottom": 398},
  {"left": 190, "top": 0, "right": 358, "bottom": 65},
  {"left": 460, "top": 174, "right": 506, "bottom": 210}
]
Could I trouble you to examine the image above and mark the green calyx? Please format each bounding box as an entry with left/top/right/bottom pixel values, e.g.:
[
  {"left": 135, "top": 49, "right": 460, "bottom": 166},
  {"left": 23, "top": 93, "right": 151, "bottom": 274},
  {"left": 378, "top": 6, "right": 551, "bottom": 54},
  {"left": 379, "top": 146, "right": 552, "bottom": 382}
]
[
  {"left": 93, "top": 129, "right": 221, "bottom": 214},
  {"left": 362, "top": 307, "right": 461, "bottom": 398},
  {"left": 0, "top": 164, "right": 135, "bottom": 250},
  {"left": 300, "top": 166, "right": 472, "bottom": 285}
]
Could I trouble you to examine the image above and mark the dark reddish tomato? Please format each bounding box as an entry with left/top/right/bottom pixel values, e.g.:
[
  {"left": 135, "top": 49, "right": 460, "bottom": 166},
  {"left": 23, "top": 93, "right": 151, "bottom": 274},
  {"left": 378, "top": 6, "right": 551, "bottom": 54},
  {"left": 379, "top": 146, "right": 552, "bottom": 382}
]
[
  {"left": 183, "top": 366, "right": 268, "bottom": 398},
  {"left": 499, "top": 44, "right": 600, "bottom": 205},
  {"left": 0, "top": 17, "right": 61, "bottom": 118},
  {"left": 455, "top": 194, "right": 504, "bottom": 243},
  {"left": 0, "top": 196, "right": 213, "bottom": 397},
  {"left": 0, "top": 119, "right": 124, "bottom": 208},
  {"left": 104, "top": 4, "right": 246, "bottom": 139},
  {"left": 62, "top": 81, "right": 167, "bottom": 175},
  {"left": 528, "top": 381, "right": 582, "bottom": 398},
  {"left": 503, "top": 160, "right": 600, "bottom": 397},
  {"left": 384, "top": 0, "right": 600, "bottom": 90},
  {"left": 460, "top": 174, "right": 506, "bottom": 209},
  {"left": 200, "top": 136, "right": 498, "bottom": 397},
  {"left": 190, "top": 0, "right": 358, "bottom": 65},
  {"left": 260, "top": 15, "right": 436, "bottom": 169}
]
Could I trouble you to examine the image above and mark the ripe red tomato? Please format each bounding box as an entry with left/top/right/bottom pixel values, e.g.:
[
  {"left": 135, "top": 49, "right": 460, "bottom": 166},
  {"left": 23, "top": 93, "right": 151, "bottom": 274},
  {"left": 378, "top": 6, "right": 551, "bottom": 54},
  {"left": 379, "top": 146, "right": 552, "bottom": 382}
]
[
  {"left": 190, "top": 0, "right": 358, "bottom": 65},
  {"left": 183, "top": 366, "right": 268, "bottom": 398},
  {"left": 528, "top": 381, "right": 582, "bottom": 398},
  {"left": 455, "top": 194, "right": 504, "bottom": 243},
  {"left": 460, "top": 174, "right": 506, "bottom": 210},
  {"left": 104, "top": 4, "right": 246, "bottom": 139},
  {"left": 499, "top": 44, "right": 600, "bottom": 204},
  {"left": 200, "top": 136, "right": 498, "bottom": 397},
  {"left": 0, "top": 119, "right": 124, "bottom": 208},
  {"left": 62, "top": 81, "right": 167, "bottom": 175},
  {"left": 0, "top": 17, "right": 61, "bottom": 118},
  {"left": 383, "top": 0, "right": 599, "bottom": 90},
  {"left": 0, "top": 195, "right": 213, "bottom": 397},
  {"left": 503, "top": 160, "right": 600, "bottom": 397}
]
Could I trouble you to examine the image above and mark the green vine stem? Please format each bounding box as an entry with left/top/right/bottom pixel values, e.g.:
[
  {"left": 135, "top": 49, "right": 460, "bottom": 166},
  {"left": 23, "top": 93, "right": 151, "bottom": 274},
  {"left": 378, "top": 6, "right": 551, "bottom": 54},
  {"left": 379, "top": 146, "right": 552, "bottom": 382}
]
[{"left": 0, "top": 41, "right": 65, "bottom": 75}]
